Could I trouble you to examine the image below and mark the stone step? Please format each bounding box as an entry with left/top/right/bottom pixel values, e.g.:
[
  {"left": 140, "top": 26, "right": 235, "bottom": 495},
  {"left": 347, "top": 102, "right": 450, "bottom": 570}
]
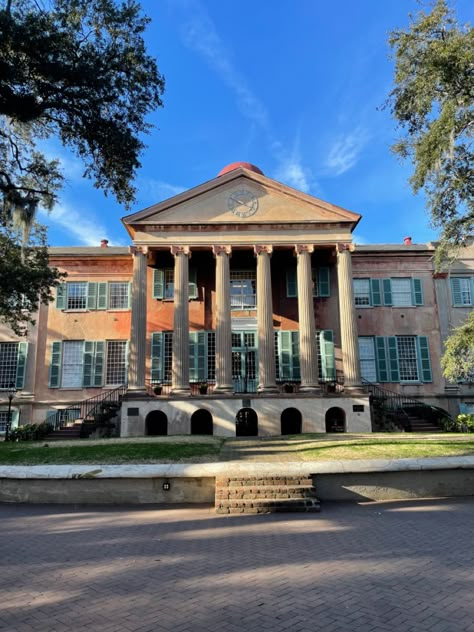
[
  {"left": 216, "top": 498, "right": 321, "bottom": 514},
  {"left": 216, "top": 485, "right": 319, "bottom": 500},
  {"left": 216, "top": 476, "right": 313, "bottom": 487}
]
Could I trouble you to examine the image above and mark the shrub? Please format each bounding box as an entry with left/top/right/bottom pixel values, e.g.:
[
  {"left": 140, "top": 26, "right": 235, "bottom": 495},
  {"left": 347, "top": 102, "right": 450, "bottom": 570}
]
[
  {"left": 7, "top": 422, "right": 52, "bottom": 442},
  {"left": 439, "top": 413, "right": 474, "bottom": 433}
]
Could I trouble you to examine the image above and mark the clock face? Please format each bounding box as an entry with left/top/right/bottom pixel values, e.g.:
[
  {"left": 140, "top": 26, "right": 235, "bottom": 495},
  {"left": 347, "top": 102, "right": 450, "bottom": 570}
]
[{"left": 227, "top": 189, "right": 258, "bottom": 218}]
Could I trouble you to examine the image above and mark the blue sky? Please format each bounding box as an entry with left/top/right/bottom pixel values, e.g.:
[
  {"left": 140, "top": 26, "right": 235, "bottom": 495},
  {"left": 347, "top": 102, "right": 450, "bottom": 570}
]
[{"left": 39, "top": 0, "right": 473, "bottom": 247}]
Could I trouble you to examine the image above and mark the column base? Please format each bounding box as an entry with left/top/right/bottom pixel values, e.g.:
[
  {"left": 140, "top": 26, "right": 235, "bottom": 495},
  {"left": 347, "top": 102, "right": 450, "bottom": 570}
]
[
  {"left": 299, "top": 385, "right": 321, "bottom": 394},
  {"left": 213, "top": 385, "right": 234, "bottom": 394},
  {"left": 257, "top": 384, "right": 279, "bottom": 394},
  {"left": 343, "top": 384, "right": 366, "bottom": 396},
  {"left": 170, "top": 387, "right": 191, "bottom": 397}
]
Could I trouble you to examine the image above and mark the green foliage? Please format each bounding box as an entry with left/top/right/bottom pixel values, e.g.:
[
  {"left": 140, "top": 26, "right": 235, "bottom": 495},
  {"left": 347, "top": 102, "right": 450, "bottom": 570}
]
[
  {"left": 387, "top": 0, "right": 474, "bottom": 265},
  {"left": 441, "top": 311, "right": 474, "bottom": 383},
  {"left": 439, "top": 413, "right": 474, "bottom": 433},
  {"left": 7, "top": 422, "right": 52, "bottom": 442},
  {"left": 0, "top": 0, "right": 164, "bottom": 218},
  {"left": 0, "top": 214, "right": 64, "bottom": 334}
]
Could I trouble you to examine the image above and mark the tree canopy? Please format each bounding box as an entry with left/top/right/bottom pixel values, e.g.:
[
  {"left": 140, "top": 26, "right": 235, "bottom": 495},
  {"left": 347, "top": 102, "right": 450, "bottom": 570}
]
[
  {"left": 0, "top": 0, "right": 164, "bottom": 334},
  {"left": 387, "top": 0, "right": 474, "bottom": 266},
  {"left": 441, "top": 311, "right": 474, "bottom": 383}
]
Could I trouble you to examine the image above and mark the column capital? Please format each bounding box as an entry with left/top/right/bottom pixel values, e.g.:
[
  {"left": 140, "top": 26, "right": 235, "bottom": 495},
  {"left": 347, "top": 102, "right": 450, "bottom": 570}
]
[
  {"left": 295, "top": 244, "right": 314, "bottom": 255},
  {"left": 170, "top": 245, "right": 191, "bottom": 257},
  {"left": 254, "top": 244, "right": 273, "bottom": 256},
  {"left": 212, "top": 245, "right": 232, "bottom": 257},
  {"left": 129, "top": 245, "right": 149, "bottom": 256},
  {"left": 336, "top": 242, "right": 355, "bottom": 253}
]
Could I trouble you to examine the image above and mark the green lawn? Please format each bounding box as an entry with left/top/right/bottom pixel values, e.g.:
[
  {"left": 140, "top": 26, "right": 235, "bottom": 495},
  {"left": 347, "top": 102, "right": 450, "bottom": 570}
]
[{"left": 0, "top": 434, "right": 473, "bottom": 465}]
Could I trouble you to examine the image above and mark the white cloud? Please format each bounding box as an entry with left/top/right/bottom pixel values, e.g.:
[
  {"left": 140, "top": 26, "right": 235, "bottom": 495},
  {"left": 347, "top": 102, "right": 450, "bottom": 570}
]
[
  {"left": 275, "top": 159, "right": 312, "bottom": 193},
  {"left": 352, "top": 232, "right": 370, "bottom": 245},
  {"left": 325, "top": 127, "right": 369, "bottom": 176},
  {"left": 38, "top": 203, "right": 124, "bottom": 246},
  {"left": 137, "top": 178, "right": 186, "bottom": 204}
]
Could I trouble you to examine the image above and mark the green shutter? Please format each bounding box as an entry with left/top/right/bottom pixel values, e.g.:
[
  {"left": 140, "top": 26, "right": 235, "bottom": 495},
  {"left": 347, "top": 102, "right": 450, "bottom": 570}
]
[
  {"left": 15, "top": 342, "right": 28, "bottom": 389},
  {"left": 189, "top": 332, "right": 198, "bottom": 381},
  {"left": 97, "top": 282, "right": 108, "bottom": 310},
  {"left": 87, "top": 282, "right": 97, "bottom": 310},
  {"left": 153, "top": 269, "right": 164, "bottom": 299},
  {"left": 291, "top": 331, "right": 300, "bottom": 380},
  {"left": 375, "top": 337, "right": 388, "bottom": 382},
  {"left": 382, "top": 279, "right": 392, "bottom": 306},
  {"left": 417, "top": 336, "right": 432, "bottom": 382},
  {"left": 56, "top": 283, "right": 67, "bottom": 309},
  {"left": 10, "top": 409, "right": 19, "bottom": 430},
  {"left": 320, "top": 330, "right": 335, "bottom": 380},
  {"left": 387, "top": 337, "right": 400, "bottom": 382},
  {"left": 279, "top": 331, "right": 293, "bottom": 379},
  {"left": 317, "top": 267, "right": 330, "bottom": 297},
  {"left": 127, "top": 282, "right": 132, "bottom": 309},
  {"left": 94, "top": 341, "right": 105, "bottom": 386},
  {"left": 286, "top": 268, "right": 297, "bottom": 297},
  {"left": 83, "top": 341, "right": 94, "bottom": 387},
  {"left": 188, "top": 331, "right": 207, "bottom": 381},
  {"left": 49, "top": 341, "right": 62, "bottom": 388},
  {"left": 412, "top": 278, "right": 424, "bottom": 306},
  {"left": 370, "top": 279, "right": 382, "bottom": 306},
  {"left": 450, "top": 278, "right": 463, "bottom": 306},
  {"left": 151, "top": 332, "right": 163, "bottom": 382},
  {"left": 189, "top": 268, "right": 198, "bottom": 299}
]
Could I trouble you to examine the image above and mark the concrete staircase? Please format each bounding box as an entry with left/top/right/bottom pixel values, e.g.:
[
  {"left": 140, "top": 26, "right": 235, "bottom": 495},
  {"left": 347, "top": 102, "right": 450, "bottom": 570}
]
[
  {"left": 406, "top": 415, "right": 443, "bottom": 433},
  {"left": 215, "top": 475, "right": 320, "bottom": 514},
  {"left": 46, "top": 421, "right": 83, "bottom": 441}
]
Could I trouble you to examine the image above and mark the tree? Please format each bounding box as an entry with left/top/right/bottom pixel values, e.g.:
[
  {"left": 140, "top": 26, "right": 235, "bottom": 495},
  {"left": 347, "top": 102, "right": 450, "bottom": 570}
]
[
  {"left": 441, "top": 311, "right": 474, "bottom": 383},
  {"left": 386, "top": 0, "right": 474, "bottom": 267},
  {"left": 0, "top": 0, "right": 164, "bottom": 333},
  {"left": 0, "top": 217, "right": 64, "bottom": 335}
]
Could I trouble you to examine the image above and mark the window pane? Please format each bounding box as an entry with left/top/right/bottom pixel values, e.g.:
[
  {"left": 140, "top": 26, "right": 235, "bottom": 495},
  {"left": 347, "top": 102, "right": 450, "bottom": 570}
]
[
  {"left": 392, "top": 279, "right": 412, "bottom": 307},
  {"left": 0, "top": 342, "right": 18, "bottom": 389},
  {"left": 354, "top": 279, "right": 371, "bottom": 306},
  {"left": 62, "top": 341, "right": 84, "bottom": 387},
  {"left": 0, "top": 411, "right": 10, "bottom": 433},
  {"left": 164, "top": 270, "right": 174, "bottom": 299},
  {"left": 459, "top": 278, "right": 472, "bottom": 305},
  {"left": 106, "top": 341, "right": 127, "bottom": 385},
  {"left": 397, "top": 336, "right": 418, "bottom": 381},
  {"left": 163, "top": 332, "right": 173, "bottom": 382},
  {"left": 230, "top": 270, "right": 256, "bottom": 309},
  {"left": 67, "top": 282, "right": 87, "bottom": 310},
  {"left": 109, "top": 282, "right": 129, "bottom": 309},
  {"left": 358, "top": 337, "right": 377, "bottom": 382}
]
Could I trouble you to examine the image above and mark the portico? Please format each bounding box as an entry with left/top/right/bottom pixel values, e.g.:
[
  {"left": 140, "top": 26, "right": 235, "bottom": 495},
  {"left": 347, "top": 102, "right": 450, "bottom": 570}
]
[{"left": 120, "top": 162, "right": 371, "bottom": 436}]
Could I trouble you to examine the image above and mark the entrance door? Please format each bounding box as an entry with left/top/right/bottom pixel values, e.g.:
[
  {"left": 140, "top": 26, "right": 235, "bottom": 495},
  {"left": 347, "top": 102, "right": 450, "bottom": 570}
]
[{"left": 232, "top": 331, "right": 258, "bottom": 393}]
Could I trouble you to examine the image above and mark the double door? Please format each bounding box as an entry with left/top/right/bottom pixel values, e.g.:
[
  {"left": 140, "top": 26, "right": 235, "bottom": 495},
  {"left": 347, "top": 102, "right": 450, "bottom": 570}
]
[{"left": 232, "top": 331, "right": 258, "bottom": 393}]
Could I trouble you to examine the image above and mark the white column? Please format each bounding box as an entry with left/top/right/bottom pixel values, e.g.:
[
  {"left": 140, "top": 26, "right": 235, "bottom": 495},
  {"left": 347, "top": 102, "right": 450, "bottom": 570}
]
[
  {"left": 337, "top": 244, "right": 361, "bottom": 387},
  {"left": 255, "top": 244, "right": 278, "bottom": 393},
  {"left": 213, "top": 245, "right": 233, "bottom": 393},
  {"left": 296, "top": 244, "right": 320, "bottom": 392},
  {"left": 171, "top": 246, "right": 191, "bottom": 395},
  {"left": 128, "top": 246, "right": 148, "bottom": 392}
]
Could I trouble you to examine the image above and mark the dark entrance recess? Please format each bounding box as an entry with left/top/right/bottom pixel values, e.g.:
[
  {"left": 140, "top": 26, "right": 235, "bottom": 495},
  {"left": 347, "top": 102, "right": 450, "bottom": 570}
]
[
  {"left": 281, "top": 408, "right": 302, "bottom": 435},
  {"left": 236, "top": 408, "right": 258, "bottom": 437},
  {"left": 191, "top": 409, "right": 213, "bottom": 435},
  {"left": 145, "top": 410, "right": 168, "bottom": 436},
  {"left": 325, "top": 407, "right": 346, "bottom": 433}
]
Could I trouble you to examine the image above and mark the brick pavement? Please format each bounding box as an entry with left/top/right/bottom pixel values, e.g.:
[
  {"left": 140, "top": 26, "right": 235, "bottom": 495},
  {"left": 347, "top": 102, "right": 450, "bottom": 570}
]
[{"left": 1, "top": 498, "right": 474, "bottom": 632}]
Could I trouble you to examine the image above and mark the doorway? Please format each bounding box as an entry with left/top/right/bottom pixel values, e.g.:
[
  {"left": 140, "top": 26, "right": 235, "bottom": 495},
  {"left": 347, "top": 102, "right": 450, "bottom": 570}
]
[
  {"left": 191, "top": 409, "right": 213, "bottom": 435},
  {"left": 281, "top": 408, "right": 302, "bottom": 435},
  {"left": 325, "top": 407, "right": 346, "bottom": 433},
  {"left": 236, "top": 408, "right": 258, "bottom": 436},
  {"left": 232, "top": 331, "right": 258, "bottom": 393},
  {"left": 145, "top": 410, "right": 168, "bottom": 436}
]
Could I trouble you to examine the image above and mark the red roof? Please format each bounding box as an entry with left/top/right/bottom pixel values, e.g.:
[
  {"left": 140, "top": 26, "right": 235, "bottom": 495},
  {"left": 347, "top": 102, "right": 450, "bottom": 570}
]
[{"left": 218, "top": 162, "right": 264, "bottom": 176}]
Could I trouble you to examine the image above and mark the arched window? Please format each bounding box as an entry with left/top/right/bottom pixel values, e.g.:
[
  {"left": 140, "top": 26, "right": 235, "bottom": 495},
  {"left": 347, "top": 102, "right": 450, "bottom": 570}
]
[{"left": 325, "top": 407, "right": 346, "bottom": 433}]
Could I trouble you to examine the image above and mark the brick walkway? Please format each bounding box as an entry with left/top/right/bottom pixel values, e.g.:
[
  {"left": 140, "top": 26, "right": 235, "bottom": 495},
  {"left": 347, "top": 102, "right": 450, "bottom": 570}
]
[{"left": 1, "top": 499, "right": 474, "bottom": 632}]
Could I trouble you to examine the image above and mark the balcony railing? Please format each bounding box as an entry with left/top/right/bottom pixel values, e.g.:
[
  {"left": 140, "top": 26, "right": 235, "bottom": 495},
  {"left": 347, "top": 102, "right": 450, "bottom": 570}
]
[{"left": 230, "top": 295, "right": 256, "bottom": 310}]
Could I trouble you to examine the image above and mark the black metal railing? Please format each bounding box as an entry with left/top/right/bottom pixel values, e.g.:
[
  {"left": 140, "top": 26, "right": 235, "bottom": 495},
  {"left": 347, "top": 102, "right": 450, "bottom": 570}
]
[{"left": 45, "top": 384, "right": 127, "bottom": 433}]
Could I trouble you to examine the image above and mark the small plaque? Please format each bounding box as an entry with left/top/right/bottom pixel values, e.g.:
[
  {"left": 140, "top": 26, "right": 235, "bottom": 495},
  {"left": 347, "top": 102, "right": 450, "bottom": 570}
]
[
  {"left": 353, "top": 404, "right": 364, "bottom": 413},
  {"left": 127, "top": 407, "right": 139, "bottom": 416}
]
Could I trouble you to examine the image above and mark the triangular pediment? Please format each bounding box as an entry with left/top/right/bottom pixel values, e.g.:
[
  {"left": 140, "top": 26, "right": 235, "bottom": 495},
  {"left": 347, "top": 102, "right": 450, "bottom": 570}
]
[{"left": 122, "top": 168, "right": 360, "bottom": 233}]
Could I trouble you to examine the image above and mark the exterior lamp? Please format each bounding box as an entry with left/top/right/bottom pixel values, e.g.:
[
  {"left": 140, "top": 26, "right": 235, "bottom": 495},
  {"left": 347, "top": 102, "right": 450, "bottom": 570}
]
[{"left": 5, "top": 383, "right": 16, "bottom": 442}]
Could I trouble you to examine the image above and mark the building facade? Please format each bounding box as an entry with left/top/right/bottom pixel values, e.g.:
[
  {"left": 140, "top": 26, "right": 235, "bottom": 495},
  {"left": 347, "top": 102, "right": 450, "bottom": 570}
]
[{"left": 1, "top": 162, "right": 473, "bottom": 436}]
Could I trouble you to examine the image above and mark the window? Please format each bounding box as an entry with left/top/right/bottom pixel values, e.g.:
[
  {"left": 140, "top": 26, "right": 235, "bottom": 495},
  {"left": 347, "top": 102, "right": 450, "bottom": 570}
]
[
  {"left": 396, "top": 336, "right": 419, "bottom": 381},
  {"left": 286, "top": 267, "right": 330, "bottom": 298},
  {"left": 106, "top": 341, "right": 128, "bottom": 385},
  {"left": 67, "top": 282, "right": 88, "bottom": 310},
  {"left": 353, "top": 279, "right": 371, "bottom": 306},
  {"left": 391, "top": 279, "right": 413, "bottom": 307},
  {"left": 61, "top": 341, "right": 84, "bottom": 388},
  {"left": 0, "top": 343, "right": 19, "bottom": 389},
  {"left": 0, "top": 409, "right": 18, "bottom": 433},
  {"left": 152, "top": 269, "right": 198, "bottom": 300},
  {"left": 451, "top": 277, "right": 473, "bottom": 306},
  {"left": 108, "top": 282, "right": 130, "bottom": 309},
  {"left": 359, "top": 337, "right": 377, "bottom": 382},
  {"left": 164, "top": 269, "right": 174, "bottom": 299},
  {"left": 230, "top": 270, "right": 256, "bottom": 309}
]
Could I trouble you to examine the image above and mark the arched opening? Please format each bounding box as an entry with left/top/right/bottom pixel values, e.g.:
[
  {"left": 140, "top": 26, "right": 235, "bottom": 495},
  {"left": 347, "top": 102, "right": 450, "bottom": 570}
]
[
  {"left": 281, "top": 408, "right": 302, "bottom": 435},
  {"left": 325, "top": 407, "right": 346, "bottom": 433},
  {"left": 191, "top": 409, "right": 213, "bottom": 435},
  {"left": 145, "top": 410, "right": 168, "bottom": 436},
  {"left": 235, "top": 408, "right": 258, "bottom": 437}
]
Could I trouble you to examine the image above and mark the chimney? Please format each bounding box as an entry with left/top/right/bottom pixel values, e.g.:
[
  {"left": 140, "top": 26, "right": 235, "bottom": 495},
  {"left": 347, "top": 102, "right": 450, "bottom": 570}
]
[
  {"left": 403, "top": 236, "right": 413, "bottom": 245},
  {"left": 100, "top": 239, "right": 109, "bottom": 248}
]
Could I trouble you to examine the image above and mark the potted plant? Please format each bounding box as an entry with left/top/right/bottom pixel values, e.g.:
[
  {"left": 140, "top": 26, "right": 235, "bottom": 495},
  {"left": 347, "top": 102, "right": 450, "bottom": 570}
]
[
  {"left": 153, "top": 384, "right": 163, "bottom": 396},
  {"left": 198, "top": 382, "right": 208, "bottom": 395},
  {"left": 283, "top": 383, "right": 294, "bottom": 393}
]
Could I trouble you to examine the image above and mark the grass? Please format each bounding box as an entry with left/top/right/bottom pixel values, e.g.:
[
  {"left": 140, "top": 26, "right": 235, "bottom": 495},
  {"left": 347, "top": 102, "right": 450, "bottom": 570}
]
[{"left": 0, "top": 434, "right": 473, "bottom": 465}]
